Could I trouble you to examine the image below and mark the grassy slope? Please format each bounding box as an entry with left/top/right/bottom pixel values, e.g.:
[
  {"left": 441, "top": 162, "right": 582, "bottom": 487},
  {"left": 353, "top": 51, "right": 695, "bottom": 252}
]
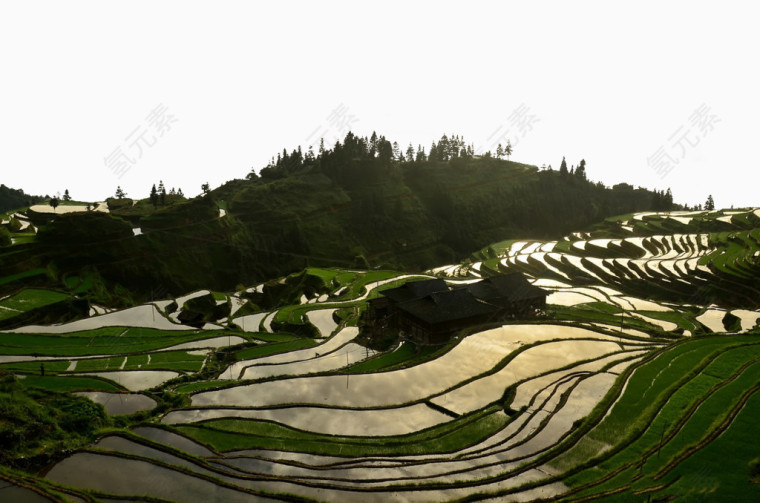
[{"left": 557, "top": 336, "right": 760, "bottom": 500}]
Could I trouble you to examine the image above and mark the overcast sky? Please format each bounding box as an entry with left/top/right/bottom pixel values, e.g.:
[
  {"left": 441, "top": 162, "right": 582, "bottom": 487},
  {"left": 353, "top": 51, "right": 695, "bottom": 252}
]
[{"left": 1, "top": 1, "right": 757, "bottom": 209}]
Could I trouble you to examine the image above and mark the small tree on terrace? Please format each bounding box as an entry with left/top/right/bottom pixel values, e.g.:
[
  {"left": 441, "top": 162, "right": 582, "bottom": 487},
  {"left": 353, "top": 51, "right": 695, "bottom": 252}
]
[
  {"left": 49, "top": 197, "right": 59, "bottom": 212},
  {"left": 705, "top": 194, "right": 715, "bottom": 210},
  {"left": 115, "top": 186, "right": 126, "bottom": 199},
  {"left": 62, "top": 189, "right": 71, "bottom": 201}
]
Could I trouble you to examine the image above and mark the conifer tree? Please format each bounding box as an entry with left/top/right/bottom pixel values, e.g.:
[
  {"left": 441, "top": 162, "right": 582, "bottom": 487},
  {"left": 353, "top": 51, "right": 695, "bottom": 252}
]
[
  {"left": 149, "top": 184, "right": 158, "bottom": 208},
  {"left": 159, "top": 181, "right": 166, "bottom": 205},
  {"left": 705, "top": 194, "right": 715, "bottom": 210},
  {"left": 575, "top": 159, "right": 586, "bottom": 180}
]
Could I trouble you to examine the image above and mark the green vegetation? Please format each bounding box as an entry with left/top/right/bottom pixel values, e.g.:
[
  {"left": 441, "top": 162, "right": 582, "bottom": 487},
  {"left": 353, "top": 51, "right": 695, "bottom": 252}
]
[
  {"left": 1, "top": 133, "right": 681, "bottom": 302},
  {"left": 0, "top": 371, "right": 109, "bottom": 470},
  {"left": 3, "top": 171, "right": 760, "bottom": 501},
  {"left": 174, "top": 380, "right": 234, "bottom": 394},
  {"left": 234, "top": 338, "right": 318, "bottom": 360},
  {"left": 0, "top": 288, "right": 69, "bottom": 312},
  {"left": 18, "top": 375, "right": 123, "bottom": 392},
  {"left": 0, "top": 184, "right": 45, "bottom": 212},
  {"left": 556, "top": 336, "right": 760, "bottom": 500},
  {"left": 0, "top": 327, "right": 218, "bottom": 356},
  {"left": 176, "top": 405, "right": 507, "bottom": 457},
  {"left": 345, "top": 341, "right": 418, "bottom": 373}
]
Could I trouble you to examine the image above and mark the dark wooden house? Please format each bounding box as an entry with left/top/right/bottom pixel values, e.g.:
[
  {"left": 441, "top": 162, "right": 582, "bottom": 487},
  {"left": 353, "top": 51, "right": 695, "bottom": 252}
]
[
  {"left": 364, "top": 273, "right": 547, "bottom": 344},
  {"left": 366, "top": 278, "right": 448, "bottom": 329},
  {"left": 465, "top": 273, "right": 547, "bottom": 315},
  {"left": 394, "top": 288, "right": 502, "bottom": 344}
]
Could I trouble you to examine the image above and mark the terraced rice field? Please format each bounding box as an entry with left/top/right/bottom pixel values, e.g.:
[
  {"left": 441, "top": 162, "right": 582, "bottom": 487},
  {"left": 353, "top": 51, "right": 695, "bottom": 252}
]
[{"left": 2, "top": 209, "right": 760, "bottom": 501}]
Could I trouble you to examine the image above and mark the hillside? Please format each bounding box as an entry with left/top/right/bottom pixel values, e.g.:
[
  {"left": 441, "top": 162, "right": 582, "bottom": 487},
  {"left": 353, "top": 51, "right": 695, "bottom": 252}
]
[
  {"left": 1, "top": 133, "right": 680, "bottom": 304},
  {"left": 0, "top": 184, "right": 45, "bottom": 213},
  {"left": 0, "top": 208, "right": 759, "bottom": 501}
]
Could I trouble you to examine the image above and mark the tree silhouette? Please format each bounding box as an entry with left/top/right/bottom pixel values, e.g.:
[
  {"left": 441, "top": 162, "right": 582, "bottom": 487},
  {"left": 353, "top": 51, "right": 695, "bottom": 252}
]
[
  {"left": 62, "top": 189, "right": 71, "bottom": 202},
  {"left": 115, "top": 186, "right": 126, "bottom": 199},
  {"left": 559, "top": 156, "right": 568, "bottom": 176},
  {"left": 406, "top": 143, "right": 415, "bottom": 162},
  {"left": 505, "top": 140, "right": 513, "bottom": 160},
  {"left": 575, "top": 159, "right": 587, "bottom": 180},
  {"left": 705, "top": 194, "right": 715, "bottom": 210},
  {"left": 149, "top": 184, "right": 158, "bottom": 208},
  {"left": 49, "top": 197, "right": 59, "bottom": 211}
]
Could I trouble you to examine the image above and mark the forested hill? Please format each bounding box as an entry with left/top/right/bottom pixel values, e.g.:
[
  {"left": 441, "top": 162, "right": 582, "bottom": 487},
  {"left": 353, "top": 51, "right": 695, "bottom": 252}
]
[
  {"left": 218, "top": 132, "right": 678, "bottom": 273},
  {"left": 1, "top": 132, "right": 679, "bottom": 300},
  {"left": 0, "top": 184, "right": 45, "bottom": 213}
]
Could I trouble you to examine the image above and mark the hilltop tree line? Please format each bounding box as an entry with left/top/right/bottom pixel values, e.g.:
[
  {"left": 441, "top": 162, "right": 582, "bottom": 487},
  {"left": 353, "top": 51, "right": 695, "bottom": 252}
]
[
  {"left": 246, "top": 131, "right": 680, "bottom": 217},
  {"left": 0, "top": 185, "right": 46, "bottom": 213},
  {"left": 3, "top": 131, "right": 697, "bottom": 298},
  {"left": 214, "top": 130, "right": 687, "bottom": 275}
]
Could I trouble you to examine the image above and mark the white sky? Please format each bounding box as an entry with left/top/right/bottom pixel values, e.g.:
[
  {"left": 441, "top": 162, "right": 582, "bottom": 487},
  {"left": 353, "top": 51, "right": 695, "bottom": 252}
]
[{"left": 1, "top": 1, "right": 757, "bottom": 208}]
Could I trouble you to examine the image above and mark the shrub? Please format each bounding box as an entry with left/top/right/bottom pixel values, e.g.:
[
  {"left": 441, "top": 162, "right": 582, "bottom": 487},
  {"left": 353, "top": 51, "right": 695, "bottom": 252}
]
[{"left": 0, "top": 226, "right": 10, "bottom": 247}]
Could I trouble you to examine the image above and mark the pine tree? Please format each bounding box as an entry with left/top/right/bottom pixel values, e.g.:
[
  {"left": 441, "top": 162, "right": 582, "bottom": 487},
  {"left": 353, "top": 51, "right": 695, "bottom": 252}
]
[
  {"left": 62, "top": 189, "right": 71, "bottom": 201},
  {"left": 575, "top": 159, "right": 587, "bottom": 180},
  {"left": 429, "top": 142, "right": 438, "bottom": 162},
  {"left": 559, "top": 157, "right": 568, "bottom": 176},
  {"left": 406, "top": 143, "right": 415, "bottom": 162},
  {"left": 115, "top": 186, "right": 126, "bottom": 199},
  {"left": 415, "top": 145, "right": 426, "bottom": 162},
  {"left": 149, "top": 184, "right": 158, "bottom": 208},
  {"left": 705, "top": 194, "right": 715, "bottom": 210},
  {"left": 505, "top": 140, "right": 512, "bottom": 160},
  {"left": 496, "top": 144, "right": 504, "bottom": 159}
]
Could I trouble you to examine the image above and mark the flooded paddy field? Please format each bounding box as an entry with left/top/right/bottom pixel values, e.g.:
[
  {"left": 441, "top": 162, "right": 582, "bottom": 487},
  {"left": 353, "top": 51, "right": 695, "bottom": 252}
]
[{"left": 3, "top": 209, "right": 760, "bottom": 500}]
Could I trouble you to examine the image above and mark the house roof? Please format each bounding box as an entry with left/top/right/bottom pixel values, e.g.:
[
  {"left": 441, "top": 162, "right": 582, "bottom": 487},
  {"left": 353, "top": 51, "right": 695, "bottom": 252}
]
[
  {"left": 467, "top": 273, "right": 548, "bottom": 303},
  {"left": 396, "top": 288, "right": 501, "bottom": 325},
  {"left": 380, "top": 278, "right": 449, "bottom": 303}
]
